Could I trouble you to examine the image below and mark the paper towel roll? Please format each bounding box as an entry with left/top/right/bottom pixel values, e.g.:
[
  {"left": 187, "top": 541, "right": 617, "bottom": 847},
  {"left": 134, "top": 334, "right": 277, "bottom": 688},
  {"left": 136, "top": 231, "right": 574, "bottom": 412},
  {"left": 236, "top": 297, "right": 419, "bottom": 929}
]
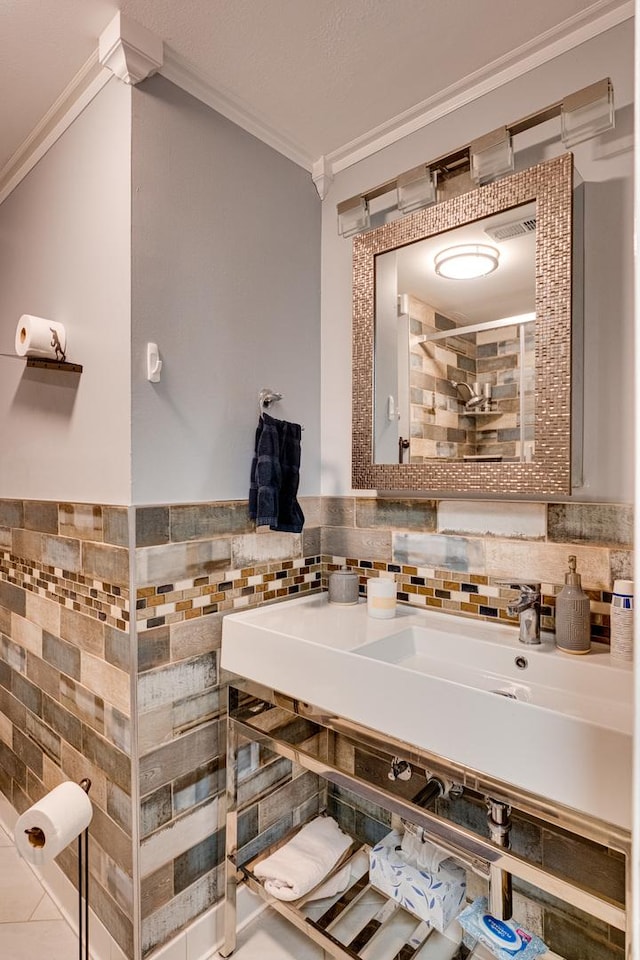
[
  {"left": 14, "top": 781, "right": 92, "bottom": 865},
  {"left": 15, "top": 315, "right": 66, "bottom": 359}
]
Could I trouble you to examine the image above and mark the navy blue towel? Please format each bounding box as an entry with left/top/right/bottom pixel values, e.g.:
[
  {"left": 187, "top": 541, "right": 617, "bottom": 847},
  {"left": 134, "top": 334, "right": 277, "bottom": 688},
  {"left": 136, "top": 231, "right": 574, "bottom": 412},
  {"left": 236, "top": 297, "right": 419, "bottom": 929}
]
[{"left": 249, "top": 412, "right": 304, "bottom": 534}]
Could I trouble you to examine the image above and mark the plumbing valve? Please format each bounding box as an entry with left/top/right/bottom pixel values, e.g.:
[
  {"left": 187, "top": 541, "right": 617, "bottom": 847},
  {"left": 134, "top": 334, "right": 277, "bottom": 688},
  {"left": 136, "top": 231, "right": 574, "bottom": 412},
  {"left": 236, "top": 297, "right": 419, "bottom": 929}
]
[{"left": 388, "top": 757, "right": 412, "bottom": 781}]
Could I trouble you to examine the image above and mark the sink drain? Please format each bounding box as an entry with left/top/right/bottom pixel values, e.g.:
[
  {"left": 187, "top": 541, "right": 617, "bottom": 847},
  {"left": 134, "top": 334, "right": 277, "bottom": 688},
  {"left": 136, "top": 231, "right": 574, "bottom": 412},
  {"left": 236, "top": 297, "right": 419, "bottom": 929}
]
[{"left": 491, "top": 689, "right": 518, "bottom": 699}]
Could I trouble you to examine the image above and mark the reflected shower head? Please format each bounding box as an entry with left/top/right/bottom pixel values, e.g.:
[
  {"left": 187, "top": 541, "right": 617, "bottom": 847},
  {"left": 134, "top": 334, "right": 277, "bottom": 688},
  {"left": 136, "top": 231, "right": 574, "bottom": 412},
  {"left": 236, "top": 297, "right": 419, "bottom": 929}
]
[
  {"left": 451, "top": 380, "right": 476, "bottom": 399},
  {"left": 451, "top": 381, "right": 485, "bottom": 410}
]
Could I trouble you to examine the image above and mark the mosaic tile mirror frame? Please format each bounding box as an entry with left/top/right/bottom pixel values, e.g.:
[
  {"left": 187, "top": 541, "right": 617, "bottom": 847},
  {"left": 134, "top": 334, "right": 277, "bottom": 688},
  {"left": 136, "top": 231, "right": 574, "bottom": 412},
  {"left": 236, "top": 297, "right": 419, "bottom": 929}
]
[{"left": 352, "top": 154, "right": 575, "bottom": 495}]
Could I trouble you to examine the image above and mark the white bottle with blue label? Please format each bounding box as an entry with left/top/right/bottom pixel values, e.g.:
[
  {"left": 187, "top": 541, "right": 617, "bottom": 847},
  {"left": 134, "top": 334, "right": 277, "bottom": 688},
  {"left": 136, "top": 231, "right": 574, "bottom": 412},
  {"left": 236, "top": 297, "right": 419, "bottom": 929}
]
[{"left": 610, "top": 579, "right": 633, "bottom": 662}]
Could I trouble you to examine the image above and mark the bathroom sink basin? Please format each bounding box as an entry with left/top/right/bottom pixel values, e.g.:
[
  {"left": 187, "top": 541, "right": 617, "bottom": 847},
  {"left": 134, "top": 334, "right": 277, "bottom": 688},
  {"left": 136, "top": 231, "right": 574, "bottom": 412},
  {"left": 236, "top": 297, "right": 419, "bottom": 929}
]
[
  {"left": 221, "top": 594, "right": 633, "bottom": 829},
  {"left": 353, "top": 625, "right": 632, "bottom": 733}
]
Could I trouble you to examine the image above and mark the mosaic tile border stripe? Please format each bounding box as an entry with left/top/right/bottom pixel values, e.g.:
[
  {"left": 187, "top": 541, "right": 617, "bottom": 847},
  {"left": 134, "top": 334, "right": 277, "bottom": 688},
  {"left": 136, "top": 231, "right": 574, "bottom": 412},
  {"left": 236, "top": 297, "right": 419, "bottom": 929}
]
[
  {"left": 0, "top": 550, "right": 130, "bottom": 631},
  {"left": 325, "top": 557, "right": 612, "bottom": 642},
  {"left": 136, "top": 551, "right": 611, "bottom": 642},
  {"left": 0, "top": 540, "right": 612, "bottom": 640},
  {"left": 136, "top": 556, "right": 323, "bottom": 631}
]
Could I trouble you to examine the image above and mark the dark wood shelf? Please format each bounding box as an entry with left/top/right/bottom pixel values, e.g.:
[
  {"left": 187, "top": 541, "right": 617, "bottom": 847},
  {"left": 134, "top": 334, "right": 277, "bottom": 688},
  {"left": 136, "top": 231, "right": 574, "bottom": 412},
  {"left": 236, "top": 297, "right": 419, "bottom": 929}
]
[
  {"left": 26, "top": 357, "right": 83, "bottom": 373},
  {"left": 0, "top": 353, "right": 82, "bottom": 373}
]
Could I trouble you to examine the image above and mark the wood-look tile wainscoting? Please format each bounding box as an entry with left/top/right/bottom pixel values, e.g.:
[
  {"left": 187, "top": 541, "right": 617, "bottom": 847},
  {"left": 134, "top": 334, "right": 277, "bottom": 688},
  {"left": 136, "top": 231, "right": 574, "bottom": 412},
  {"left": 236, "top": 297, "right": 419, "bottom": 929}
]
[
  {"left": 0, "top": 496, "right": 632, "bottom": 959},
  {"left": 0, "top": 501, "right": 133, "bottom": 956},
  {"left": 321, "top": 498, "right": 632, "bottom": 643}
]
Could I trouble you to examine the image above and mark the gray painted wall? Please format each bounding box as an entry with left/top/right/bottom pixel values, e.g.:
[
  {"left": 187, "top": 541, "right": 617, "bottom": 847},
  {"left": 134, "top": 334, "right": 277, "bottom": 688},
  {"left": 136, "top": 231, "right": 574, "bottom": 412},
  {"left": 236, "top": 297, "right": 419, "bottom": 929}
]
[
  {"left": 131, "top": 77, "right": 321, "bottom": 504},
  {"left": 320, "top": 21, "right": 635, "bottom": 501},
  {"left": 0, "top": 78, "right": 132, "bottom": 504}
]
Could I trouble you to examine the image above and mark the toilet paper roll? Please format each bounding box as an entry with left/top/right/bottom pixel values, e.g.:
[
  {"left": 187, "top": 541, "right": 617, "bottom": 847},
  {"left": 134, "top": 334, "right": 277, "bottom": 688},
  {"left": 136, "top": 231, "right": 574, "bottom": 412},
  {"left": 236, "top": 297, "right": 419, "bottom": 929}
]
[
  {"left": 14, "top": 781, "right": 93, "bottom": 866},
  {"left": 15, "top": 315, "right": 66, "bottom": 359}
]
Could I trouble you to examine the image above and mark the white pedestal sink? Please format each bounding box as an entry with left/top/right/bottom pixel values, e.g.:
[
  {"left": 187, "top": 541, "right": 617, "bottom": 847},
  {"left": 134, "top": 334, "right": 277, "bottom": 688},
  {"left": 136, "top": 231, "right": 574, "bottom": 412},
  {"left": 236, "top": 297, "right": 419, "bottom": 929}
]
[{"left": 221, "top": 594, "right": 632, "bottom": 830}]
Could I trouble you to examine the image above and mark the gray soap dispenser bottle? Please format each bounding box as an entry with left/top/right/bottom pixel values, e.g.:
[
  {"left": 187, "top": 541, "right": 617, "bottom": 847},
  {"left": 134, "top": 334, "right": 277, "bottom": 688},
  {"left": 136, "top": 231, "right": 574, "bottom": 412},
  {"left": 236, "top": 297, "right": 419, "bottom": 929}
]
[{"left": 555, "top": 555, "right": 591, "bottom": 654}]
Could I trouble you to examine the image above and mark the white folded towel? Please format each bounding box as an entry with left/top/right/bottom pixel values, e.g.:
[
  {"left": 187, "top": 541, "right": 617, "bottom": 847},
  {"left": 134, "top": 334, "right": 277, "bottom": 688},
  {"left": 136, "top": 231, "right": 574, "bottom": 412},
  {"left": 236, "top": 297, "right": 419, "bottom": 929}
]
[
  {"left": 306, "top": 861, "right": 352, "bottom": 901},
  {"left": 253, "top": 816, "right": 352, "bottom": 901}
]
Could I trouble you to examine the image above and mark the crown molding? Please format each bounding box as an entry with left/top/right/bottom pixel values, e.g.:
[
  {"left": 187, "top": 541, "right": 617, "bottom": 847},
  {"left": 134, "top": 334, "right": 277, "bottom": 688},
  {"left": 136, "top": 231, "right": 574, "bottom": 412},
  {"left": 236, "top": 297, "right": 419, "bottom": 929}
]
[
  {"left": 311, "top": 157, "right": 334, "bottom": 199},
  {"left": 0, "top": 52, "right": 112, "bottom": 207},
  {"left": 160, "top": 50, "right": 315, "bottom": 172},
  {"left": 0, "top": 10, "right": 164, "bottom": 207},
  {"left": 98, "top": 11, "right": 163, "bottom": 84},
  {"left": 320, "top": 0, "right": 634, "bottom": 181},
  {"left": 0, "top": 0, "right": 631, "bottom": 208}
]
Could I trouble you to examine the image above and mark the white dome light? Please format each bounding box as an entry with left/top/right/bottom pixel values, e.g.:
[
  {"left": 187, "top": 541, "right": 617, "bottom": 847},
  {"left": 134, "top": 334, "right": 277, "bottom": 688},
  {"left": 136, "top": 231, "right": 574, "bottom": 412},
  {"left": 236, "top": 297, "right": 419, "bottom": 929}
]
[{"left": 434, "top": 243, "right": 499, "bottom": 280}]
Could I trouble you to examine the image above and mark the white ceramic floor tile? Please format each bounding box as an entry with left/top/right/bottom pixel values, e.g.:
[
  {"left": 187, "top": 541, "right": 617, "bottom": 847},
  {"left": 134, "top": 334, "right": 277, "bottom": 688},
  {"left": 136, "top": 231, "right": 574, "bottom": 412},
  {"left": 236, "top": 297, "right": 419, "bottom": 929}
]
[
  {"left": 231, "top": 908, "right": 324, "bottom": 959},
  {"left": 30, "top": 892, "right": 64, "bottom": 921},
  {"left": 0, "top": 846, "right": 48, "bottom": 921},
  {"left": 363, "top": 912, "right": 424, "bottom": 960},
  {"left": 0, "top": 824, "right": 12, "bottom": 846},
  {"left": 0, "top": 919, "right": 78, "bottom": 960},
  {"left": 329, "top": 892, "right": 386, "bottom": 945}
]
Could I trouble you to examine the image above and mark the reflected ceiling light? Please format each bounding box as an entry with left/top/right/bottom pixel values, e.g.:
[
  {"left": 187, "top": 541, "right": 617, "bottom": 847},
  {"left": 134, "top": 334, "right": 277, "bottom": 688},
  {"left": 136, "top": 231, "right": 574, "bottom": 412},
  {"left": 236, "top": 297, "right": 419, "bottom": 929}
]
[
  {"left": 470, "top": 126, "right": 514, "bottom": 185},
  {"left": 434, "top": 243, "right": 499, "bottom": 280},
  {"left": 337, "top": 195, "right": 370, "bottom": 238},
  {"left": 396, "top": 164, "right": 437, "bottom": 214},
  {"left": 560, "top": 78, "right": 615, "bottom": 148}
]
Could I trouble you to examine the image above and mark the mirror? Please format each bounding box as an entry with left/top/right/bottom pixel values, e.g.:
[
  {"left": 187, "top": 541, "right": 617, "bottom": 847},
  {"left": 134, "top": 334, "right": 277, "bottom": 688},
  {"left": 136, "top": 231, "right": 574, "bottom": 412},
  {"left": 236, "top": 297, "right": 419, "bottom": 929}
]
[
  {"left": 375, "top": 201, "right": 536, "bottom": 465},
  {"left": 352, "top": 154, "right": 574, "bottom": 494}
]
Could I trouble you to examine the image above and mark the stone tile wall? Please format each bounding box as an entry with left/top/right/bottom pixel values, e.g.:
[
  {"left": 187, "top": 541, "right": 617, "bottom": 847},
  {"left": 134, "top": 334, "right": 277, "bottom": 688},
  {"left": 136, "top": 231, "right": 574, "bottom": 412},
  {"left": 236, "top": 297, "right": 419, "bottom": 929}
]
[
  {"left": 0, "top": 500, "right": 134, "bottom": 957},
  {"left": 0, "top": 495, "right": 632, "bottom": 959},
  {"left": 322, "top": 497, "right": 634, "bottom": 643},
  {"left": 408, "top": 297, "right": 536, "bottom": 463},
  {"left": 408, "top": 299, "right": 475, "bottom": 461},
  {"left": 135, "top": 498, "right": 323, "bottom": 956},
  {"left": 474, "top": 322, "right": 535, "bottom": 460}
]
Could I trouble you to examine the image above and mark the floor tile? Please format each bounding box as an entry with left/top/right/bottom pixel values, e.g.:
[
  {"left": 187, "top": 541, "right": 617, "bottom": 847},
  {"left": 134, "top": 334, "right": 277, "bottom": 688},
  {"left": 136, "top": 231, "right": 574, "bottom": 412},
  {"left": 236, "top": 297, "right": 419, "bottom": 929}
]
[
  {"left": 30, "top": 892, "right": 63, "bottom": 921},
  {"left": 0, "top": 824, "right": 12, "bottom": 846},
  {"left": 232, "top": 908, "right": 324, "bottom": 959},
  {"left": 0, "top": 919, "right": 78, "bottom": 959},
  {"left": 0, "top": 846, "right": 48, "bottom": 921}
]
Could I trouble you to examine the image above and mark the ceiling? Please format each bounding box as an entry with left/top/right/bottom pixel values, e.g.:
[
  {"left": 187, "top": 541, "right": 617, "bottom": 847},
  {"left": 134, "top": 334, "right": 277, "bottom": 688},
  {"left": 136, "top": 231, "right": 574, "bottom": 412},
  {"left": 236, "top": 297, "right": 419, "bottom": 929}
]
[{"left": 0, "top": 0, "right": 632, "bottom": 176}]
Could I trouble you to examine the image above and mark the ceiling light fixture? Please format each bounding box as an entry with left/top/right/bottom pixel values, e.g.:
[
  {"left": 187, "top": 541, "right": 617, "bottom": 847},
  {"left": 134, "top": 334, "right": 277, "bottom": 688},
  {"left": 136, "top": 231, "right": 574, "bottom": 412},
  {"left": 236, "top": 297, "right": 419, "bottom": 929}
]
[
  {"left": 337, "top": 195, "right": 370, "bottom": 238},
  {"left": 470, "top": 126, "right": 514, "bottom": 185},
  {"left": 396, "top": 165, "right": 437, "bottom": 214},
  {"left": 434, "top": 244, "right": 500, "bottom": 280},
  {"left": 336, "top": 78, "right": 614, "bottom": 237},
  {"left": 560, "top": 78, "right": 615, "bottom": 148}
]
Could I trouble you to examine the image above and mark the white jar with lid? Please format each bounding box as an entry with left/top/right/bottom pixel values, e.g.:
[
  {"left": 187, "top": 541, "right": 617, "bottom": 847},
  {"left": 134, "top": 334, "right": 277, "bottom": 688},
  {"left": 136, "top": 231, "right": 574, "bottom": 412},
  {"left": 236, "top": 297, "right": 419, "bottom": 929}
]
[
  {"left": 610, "top": 579, "right": 634, "bottom": 662},
  {"left": 367, "top": 577, "right": 397, "bottom": 619}
]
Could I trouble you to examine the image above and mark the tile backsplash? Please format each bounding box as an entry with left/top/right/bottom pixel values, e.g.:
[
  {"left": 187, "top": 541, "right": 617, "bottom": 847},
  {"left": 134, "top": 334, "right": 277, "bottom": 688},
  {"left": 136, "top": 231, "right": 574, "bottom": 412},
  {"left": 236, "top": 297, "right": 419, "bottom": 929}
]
[
  {"left": 0, "top": 494, "right": 632, "bottom": 959},
  {"left": 321, "top": 497, "right": 632, "bottom": 643}
]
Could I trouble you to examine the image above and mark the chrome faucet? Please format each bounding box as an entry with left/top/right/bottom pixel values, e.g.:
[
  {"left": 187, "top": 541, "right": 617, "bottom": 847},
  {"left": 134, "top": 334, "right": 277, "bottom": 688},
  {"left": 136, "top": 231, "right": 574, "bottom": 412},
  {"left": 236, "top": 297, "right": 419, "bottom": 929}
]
[{"left": 499, "top": 581, "right": 542, "bottom": 644}]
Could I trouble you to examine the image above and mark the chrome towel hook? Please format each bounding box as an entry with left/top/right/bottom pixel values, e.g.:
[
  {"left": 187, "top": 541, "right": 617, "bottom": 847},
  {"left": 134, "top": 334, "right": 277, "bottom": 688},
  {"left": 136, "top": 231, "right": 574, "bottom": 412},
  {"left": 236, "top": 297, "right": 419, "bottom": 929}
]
[
  {"left": 259, "top": 388, "right": 283, "bottom": 415},
  {"left": 257, "top": 388, "right": 304, "bottom": 428}
]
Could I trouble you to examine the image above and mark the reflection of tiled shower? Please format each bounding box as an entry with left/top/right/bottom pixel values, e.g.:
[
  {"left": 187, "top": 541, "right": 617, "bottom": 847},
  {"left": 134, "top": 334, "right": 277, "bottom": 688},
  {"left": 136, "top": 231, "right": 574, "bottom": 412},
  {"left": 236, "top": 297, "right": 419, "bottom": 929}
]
[
  {"left": 404, "top": 294, "right": 534, "bottom": 462},
  {"left": 472, "top": 322, "right": 535, "bottom": 461}
]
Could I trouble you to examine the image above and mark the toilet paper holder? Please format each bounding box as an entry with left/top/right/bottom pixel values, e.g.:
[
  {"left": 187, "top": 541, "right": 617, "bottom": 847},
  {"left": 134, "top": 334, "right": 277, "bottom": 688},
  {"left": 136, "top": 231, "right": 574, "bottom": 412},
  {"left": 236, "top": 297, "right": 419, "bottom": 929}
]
[
  {"left": 21, "top": 777, "right": 92, "bottom": 959},
  {"left": 23, "top": 776, "right": 91, "bottom": 852},
  {"left": 77, "top": 777, "right": 91, "bottom": 960}
]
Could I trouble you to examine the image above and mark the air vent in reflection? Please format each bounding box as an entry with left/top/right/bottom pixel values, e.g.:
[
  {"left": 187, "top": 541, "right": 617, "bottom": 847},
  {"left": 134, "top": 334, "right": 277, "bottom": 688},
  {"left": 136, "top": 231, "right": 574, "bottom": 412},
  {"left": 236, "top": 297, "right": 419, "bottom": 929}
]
[{"left": 485, "top": 217, "right": 537, "bottom": 242}]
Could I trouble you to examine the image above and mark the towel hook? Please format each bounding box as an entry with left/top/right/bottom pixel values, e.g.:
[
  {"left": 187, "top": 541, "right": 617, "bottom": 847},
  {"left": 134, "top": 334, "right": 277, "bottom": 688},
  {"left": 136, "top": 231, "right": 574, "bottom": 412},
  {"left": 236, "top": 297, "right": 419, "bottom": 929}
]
[
  {"left": 258, "top": 387, "right": 304, "bottom": 429},
  {"left": 259, "top": 388, "right": 283, "bottom": 415}
]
